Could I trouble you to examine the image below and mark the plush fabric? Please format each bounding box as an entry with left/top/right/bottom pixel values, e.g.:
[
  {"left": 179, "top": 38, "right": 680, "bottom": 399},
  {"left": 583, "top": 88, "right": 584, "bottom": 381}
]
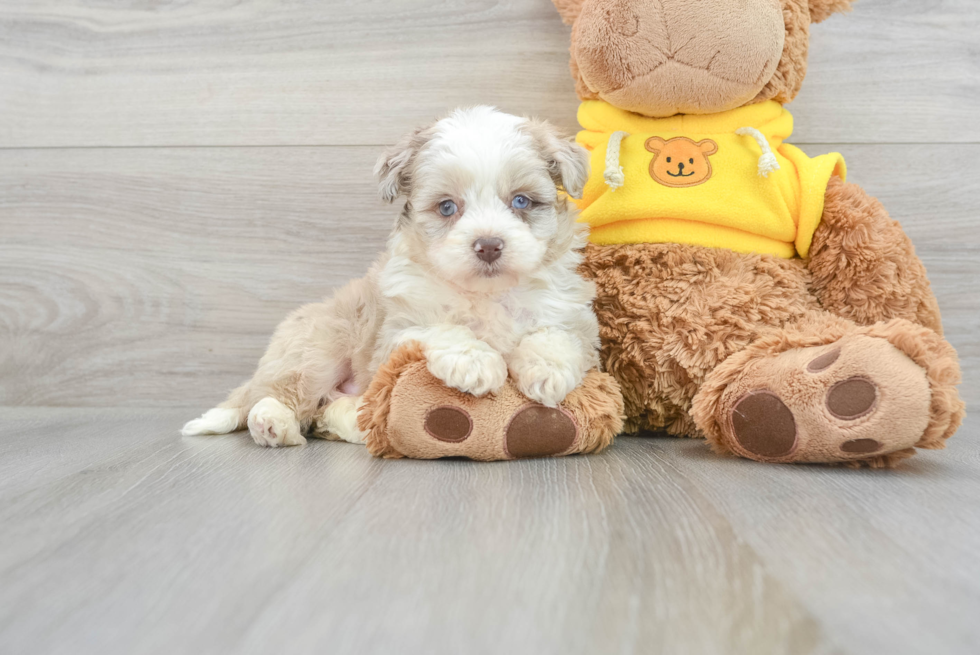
[
  {"left": 563, "top": 0, "right": 848, "bottom": 114},
  {"left": 571, "top": 0, "right": 787, "bottom": 116},
  {"left": 575, "top": 100, "right": 845, "bottom": 256},
  {"left": 691, "top": 318, "right": 961, "bottom": 466},
  {"left": 359, "top": 343, "right": 625, "bottom": 461},
  {"left": 554, "top": 0, "right": 964, "bottom": 467},
  {"left": 577, "top": 183, "right": 964, "bottom": 466}
]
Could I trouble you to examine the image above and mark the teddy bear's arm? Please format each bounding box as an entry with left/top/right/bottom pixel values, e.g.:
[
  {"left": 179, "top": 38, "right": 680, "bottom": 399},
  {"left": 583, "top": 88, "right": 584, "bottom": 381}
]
[{"left": 806, "top": 176, "right": 943, "bottom": 334}]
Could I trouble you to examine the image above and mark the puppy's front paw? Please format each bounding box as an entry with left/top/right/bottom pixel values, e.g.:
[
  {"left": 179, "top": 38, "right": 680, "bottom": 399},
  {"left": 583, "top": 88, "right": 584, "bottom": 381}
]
[
  {"left": 512, "top": 360, "right": 580, "bottom": 408},
  {"left": 427, "top": 341, "right": 508, "bottom": 397},
  {"left": 247, "top": 397, "right": 306, "bottom": 448}
]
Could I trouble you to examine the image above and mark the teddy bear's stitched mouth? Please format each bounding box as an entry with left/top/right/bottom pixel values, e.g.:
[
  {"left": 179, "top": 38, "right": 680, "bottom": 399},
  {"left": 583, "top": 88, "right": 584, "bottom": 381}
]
[{"left": 667, "top": 169, "right": 695, "bottom": 177}]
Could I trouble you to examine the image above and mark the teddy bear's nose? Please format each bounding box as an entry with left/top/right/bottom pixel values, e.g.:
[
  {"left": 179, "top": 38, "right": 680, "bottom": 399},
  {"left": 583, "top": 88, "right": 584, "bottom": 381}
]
[{"left": 677, "top": 162, "right": 685, "bottom": 170}]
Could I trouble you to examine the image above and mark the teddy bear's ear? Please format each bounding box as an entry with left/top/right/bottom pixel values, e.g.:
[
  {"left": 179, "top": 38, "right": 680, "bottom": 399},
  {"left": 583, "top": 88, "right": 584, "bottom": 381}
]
[
  {"left": 645, "top": 137, "right": 666, "bottom": 154},
  {"left": 551, "top": 0, "right": 586, "bottom": 25},
  {"left": 808, "top": 0, "right": 854, "bottom": 23}
]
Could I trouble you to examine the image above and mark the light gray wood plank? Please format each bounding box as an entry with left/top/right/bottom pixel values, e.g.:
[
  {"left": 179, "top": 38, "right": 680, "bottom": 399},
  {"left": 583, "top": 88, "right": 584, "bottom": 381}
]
[
  {"left": 1, "top": 143, "right": 978, "bottom": 408},
  {"left": 0, "top": 407, "right": 977, "bottom": 654},
  {"left": 0, "top": 0, "right": 976, "bottom": 148},
  {"left": 0, "top": 407, "right": 836, "bottom": 655},
  {"left": 659, "top": 429, "right": 980, "bottom": 655},
  {"left": 0, "top": 146, "right": 391, "bottom": 407}
]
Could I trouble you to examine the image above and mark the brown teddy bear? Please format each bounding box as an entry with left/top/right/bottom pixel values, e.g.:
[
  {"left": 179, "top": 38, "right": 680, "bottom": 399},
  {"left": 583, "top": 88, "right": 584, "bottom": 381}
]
[{"left": 552, "top": 0, "right": 965, "bottom": 466}]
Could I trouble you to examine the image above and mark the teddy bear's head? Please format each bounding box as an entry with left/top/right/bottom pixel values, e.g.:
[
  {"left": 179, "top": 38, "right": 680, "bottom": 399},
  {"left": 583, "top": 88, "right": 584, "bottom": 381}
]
[{"left": 552, "top": 0, "right": 853, "bottom": 117}]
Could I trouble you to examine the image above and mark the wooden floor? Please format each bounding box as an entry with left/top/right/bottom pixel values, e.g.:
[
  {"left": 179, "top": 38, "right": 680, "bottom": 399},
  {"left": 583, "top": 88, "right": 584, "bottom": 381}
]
[{"left": 1, "top": 1, "right": 978, "bottom": 653}]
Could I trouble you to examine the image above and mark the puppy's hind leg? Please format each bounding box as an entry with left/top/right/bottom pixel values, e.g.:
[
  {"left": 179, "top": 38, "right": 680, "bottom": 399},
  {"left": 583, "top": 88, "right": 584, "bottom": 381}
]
[
  {"left": 311, "top": 396, "right": 367, "bottom": 444},
  {"left": 183, "top": 378, "right": 306, "bottom": 448}
]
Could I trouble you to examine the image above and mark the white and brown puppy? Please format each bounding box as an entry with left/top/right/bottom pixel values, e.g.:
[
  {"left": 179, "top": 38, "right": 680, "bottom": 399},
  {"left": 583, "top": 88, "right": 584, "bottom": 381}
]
[{"left": 182, "top": 107, "right": 598, "bottom": 448}]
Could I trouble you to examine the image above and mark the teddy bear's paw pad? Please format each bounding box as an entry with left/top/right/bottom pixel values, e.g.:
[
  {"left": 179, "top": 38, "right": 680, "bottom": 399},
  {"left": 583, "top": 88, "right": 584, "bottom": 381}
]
[
  {"left": 825, "top": 377, "right": 878, "bottom": 420},
  {"left": 731, "top": 391, "right": 797, "bottom": 458},
  {"left": 840, "top": 438, "right": 882, "bottom": 454},
  {"left": 723, "top": 335, "right": 931, "bottom": 464},
  {"left": 505, "top": 405, "right": 577, "bottom": 458},
  {"left": 806, "top": 347, "right": 840, "bottom": 372},
  {"left": 423, "top": 406, "right": 473, "bottom": 443}
]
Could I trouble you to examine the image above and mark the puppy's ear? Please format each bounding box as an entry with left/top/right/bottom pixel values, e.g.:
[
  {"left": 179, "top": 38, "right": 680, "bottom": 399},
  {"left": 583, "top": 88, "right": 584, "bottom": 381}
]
[
  {"left": 552, "top": 0, "right": 586, "bottom": 25},
  {"left": 525, "top": 119, "right": 591, "bottom": 200},
  {"left": 374, "top": 126, "right": 431, "bottom": 203},
  {"left": 808, "top": 0, "right": 853, "bottom": 23}
]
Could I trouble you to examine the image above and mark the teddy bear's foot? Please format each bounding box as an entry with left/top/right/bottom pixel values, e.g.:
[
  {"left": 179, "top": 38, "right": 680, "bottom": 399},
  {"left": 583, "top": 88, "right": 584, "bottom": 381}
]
[
  {"left": 692, "top": 319, "right": 963, "bottom": 467},
  {"left": 358, "top": 343, "right": 624, "bottom": 461},
  {"left": 724, "top": 335, "right": 929, "bottom": 464}
]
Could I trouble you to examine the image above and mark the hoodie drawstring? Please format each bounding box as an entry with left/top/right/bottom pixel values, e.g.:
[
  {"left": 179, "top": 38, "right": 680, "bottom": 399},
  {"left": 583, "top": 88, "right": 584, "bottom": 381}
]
[
  {"left": 603, "top": 131, "right": 629, "bottom": 191},
  {"left": 736, "top": 127, "right": 780, "bottom": 177}
]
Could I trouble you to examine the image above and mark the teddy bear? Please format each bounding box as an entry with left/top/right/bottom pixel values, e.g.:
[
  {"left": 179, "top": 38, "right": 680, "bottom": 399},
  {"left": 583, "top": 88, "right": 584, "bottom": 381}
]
[{"left": 549, "top": 0, "right": 965, "bottom": 466}]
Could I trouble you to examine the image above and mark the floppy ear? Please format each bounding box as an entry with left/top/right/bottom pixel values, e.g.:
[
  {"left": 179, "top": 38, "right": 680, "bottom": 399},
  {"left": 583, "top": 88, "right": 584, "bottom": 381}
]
[
  {"left": 552, "top": 0, "right": 586, "bottom": 25},
  {"left": 808, "top": 0, "right": 854, "bottom": 23},
  {"left": 525, "top": 119, "right": 591, "bottom": 200},
  {"left": 697, "top": 139, "right": 718, "bottom": 156},
  {"left": 373, "top": 126, "right": 432, "bottom": 203},
  {"left": 645, "top": 137, "right": 666, "bottom": 154}
]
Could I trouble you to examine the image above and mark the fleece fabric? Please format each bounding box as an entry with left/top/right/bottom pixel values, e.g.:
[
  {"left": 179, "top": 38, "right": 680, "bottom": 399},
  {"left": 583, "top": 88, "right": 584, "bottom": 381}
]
[{"left": 575, "top": 100, "right": 846, "bottom": 258}]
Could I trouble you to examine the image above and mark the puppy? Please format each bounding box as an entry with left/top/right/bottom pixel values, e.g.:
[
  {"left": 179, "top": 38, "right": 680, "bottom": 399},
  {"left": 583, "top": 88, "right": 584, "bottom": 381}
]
[{"left": 182, "top": 107, "right": 599, "bottom": 448}]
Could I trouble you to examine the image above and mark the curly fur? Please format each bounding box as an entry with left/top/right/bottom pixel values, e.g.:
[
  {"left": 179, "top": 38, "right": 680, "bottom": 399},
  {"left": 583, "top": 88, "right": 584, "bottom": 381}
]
[
  {"left": 580, "top": 178, "right": 965, "bottom": 466},
  {"left": 752, "top": 0, "right": 811, "bottom": 106},
  {"left": 580, "top": 242, "right": 820, "bottom": 435},
  {"left": 808, "top": 176, "right": 943, "bottom": 333},
  {"left": 807, "top": 0, "right": 854, "bottom": 24},
  {"left": 557, "top": 0, "right": 962, "bottom": 467},
  {"left": 564, "top": 363, "right": 626, "bottom": 454},
  {"left": 359, "top": 342, "right": 427, "bottom": 458}
]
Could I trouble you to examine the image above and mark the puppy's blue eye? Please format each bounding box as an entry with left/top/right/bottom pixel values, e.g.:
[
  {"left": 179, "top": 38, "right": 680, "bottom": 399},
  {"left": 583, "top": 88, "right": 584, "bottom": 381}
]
[
  {"left": 438, "top": 200, "right": 457, "bottom": 217},
  {"left": 512, "top": 195, "right": 531, "bottom": 210}
]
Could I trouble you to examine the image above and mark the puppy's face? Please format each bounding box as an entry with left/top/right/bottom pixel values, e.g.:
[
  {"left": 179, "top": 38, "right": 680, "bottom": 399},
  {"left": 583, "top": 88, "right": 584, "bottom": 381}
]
[{"left": 375, "top": 107, "right": 590, "bottom": 293}]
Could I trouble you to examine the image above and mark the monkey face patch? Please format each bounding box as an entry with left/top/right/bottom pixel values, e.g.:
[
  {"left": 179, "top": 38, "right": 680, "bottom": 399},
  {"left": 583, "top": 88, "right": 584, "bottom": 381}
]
[{"left": 645, "top": 137, "right": 718, "bottom": 188}]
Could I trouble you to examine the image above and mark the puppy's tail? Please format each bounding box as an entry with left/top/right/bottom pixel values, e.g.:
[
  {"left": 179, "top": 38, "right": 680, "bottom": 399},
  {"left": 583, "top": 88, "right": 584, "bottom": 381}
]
[
  {"left": 181, "top": 407, "right": 243, "bottom": 436},
  {"left": 181, "top": 386, "right": 249, "bottom": 436}
]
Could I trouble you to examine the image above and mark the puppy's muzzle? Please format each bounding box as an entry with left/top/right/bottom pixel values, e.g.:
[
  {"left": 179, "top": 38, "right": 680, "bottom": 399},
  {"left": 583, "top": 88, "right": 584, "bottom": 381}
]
[{"left": 474, "top": 238, "right": 504, "bottom": 264}]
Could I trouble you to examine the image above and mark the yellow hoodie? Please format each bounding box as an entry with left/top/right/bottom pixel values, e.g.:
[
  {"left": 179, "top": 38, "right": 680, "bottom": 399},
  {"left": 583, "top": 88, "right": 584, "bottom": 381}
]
[{"left": 575, "top": 100, "right": 846, "bottom": 258}]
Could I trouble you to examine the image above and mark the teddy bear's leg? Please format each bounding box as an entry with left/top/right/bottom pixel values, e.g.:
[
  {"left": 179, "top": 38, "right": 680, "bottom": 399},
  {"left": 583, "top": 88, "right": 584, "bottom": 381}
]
[
  {"left": 808, "top": 176, "right": 944, "bottom": 333},
  {"left": 691, "top": 314, "right": 964, "bottom": 467},
  {"left": 358, "top": 343, "right": 623, "bottom": 460}
]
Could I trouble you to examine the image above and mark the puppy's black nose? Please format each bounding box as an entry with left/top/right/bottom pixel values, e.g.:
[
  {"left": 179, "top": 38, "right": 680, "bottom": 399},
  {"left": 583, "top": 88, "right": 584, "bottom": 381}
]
[{"left": 474, "top": 237, "right": 504, "bottom": 264}]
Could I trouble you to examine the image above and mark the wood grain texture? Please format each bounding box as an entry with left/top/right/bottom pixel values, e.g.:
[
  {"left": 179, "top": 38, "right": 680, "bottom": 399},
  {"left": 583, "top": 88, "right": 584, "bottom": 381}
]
[
  {"left": 0, "top": 0, "right": 977, "bottom": 148},
  {"left": 0, "top": 407, "right": 977, "bottom": 654},
  {"left": 1, "top": 144, "right": 978, "bottom": 408},
  {"left": 1, "top": 1, "right": 978, "bottom": 653}
]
